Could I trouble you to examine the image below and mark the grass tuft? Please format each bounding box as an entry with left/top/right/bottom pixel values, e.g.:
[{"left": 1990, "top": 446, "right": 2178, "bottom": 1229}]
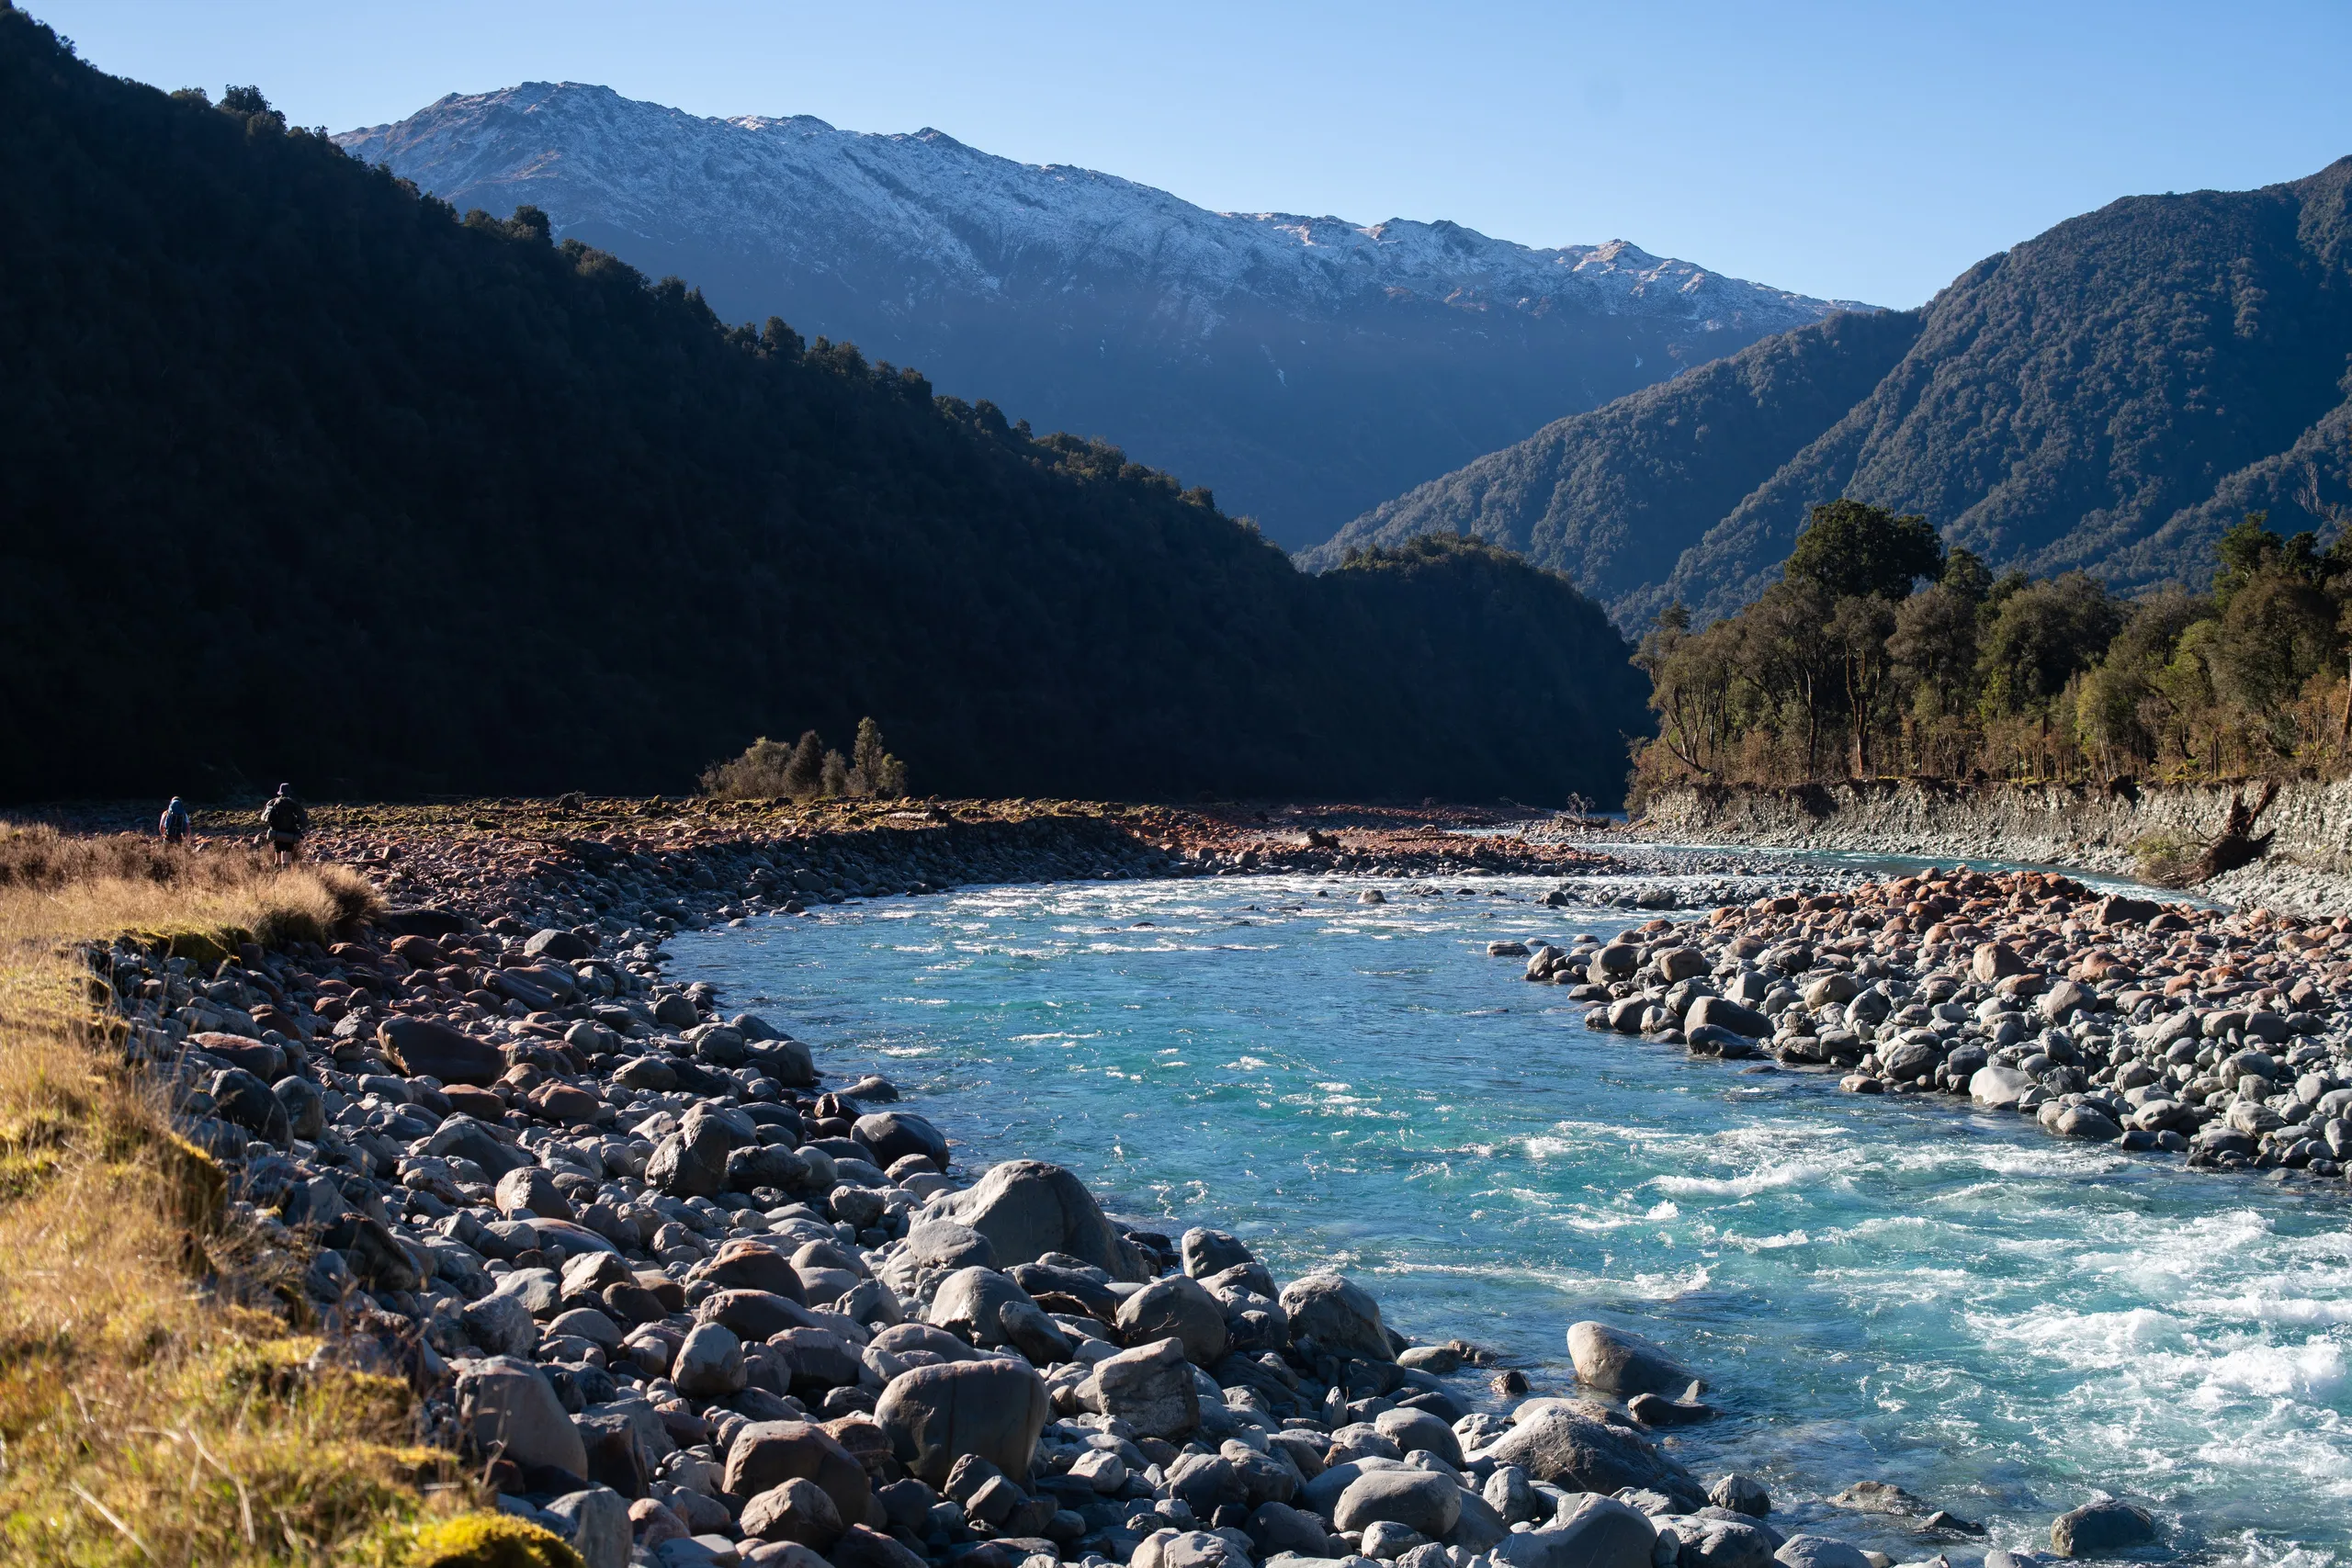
[{"left": 0, "top": 818, "right": 461, "bottom": 1564}]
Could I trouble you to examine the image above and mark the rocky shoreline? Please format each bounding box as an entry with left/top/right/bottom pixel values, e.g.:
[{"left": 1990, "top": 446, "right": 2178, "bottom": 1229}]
[
  {"left": 1628, "top": 779, "right": 2352, "bottom": 918},
  {"left": 77, "top": 800, "right": 2165, "bottom": 1568},
  {"left": 1509, "top": 864, "right": 2352, "bottom": 1186}
]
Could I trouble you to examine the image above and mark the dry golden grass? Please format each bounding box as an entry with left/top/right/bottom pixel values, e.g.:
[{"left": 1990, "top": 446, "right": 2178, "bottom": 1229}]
[{"left": 0, "top": 822, "right": 566, "bottom": 1565}]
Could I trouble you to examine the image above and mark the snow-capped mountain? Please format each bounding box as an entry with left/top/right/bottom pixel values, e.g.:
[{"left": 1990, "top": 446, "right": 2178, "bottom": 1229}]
[{"left": 339, "top": 83, "right": 1869, "bottom": 548}]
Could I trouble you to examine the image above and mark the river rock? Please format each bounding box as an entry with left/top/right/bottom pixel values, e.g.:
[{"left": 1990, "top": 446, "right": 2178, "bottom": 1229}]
[
  {"left": 1182, "top": 1227, "right": 1255, "bottom": 1279},
  {"left": 1774, "top": 1538, "right": 1871, "bottom": 1568},
  {"left": 1491, "top": 1495, "right": 1657, "bottom": 1568},
  {"left": 2051, "top": 1499, "right": 2156, "bottom": 1558},
  {"left": 458, "top": 1355, "right": 588, "bottom": 1478},
  {"left": 1711, "top": 1474, "right": 1771, "bottom": 1517},
  {"left": 1080, "top": 1336, "right": 1200, "bottom": 1438},
  {"left": 496, "top": 1165, "right": 571, "bottom": 1222},
  {"left": 646, "top": 1105, "right": 750, "bottom": 1198},
  {"left": 741, "top": 1476, "right": 845, "bottom": 1548},
  {"left": 723, "top": 1421, "right": 873, "bottom": 1530},
  {"left": 379, "top": 1016, "right": 505, "bottom": 1086},
  {"left": 876, "top": 1358, "right": 1050, "bottom": 1484},
  {"left": 1280, "top": 1272, "right": 1393, "bottom": 1362},
  {"left": 1333, "top": 1468, "right": 1461, "bottom": 1537},
  {"left": 546, "top": 1487, "right": 632, "bottom": 1568},
  {"left": 1482, "top": 1404, "right": 1702, "bottom": 1509},
  {"left": 1686, "top": 997, "right": 1769, "bottom": 1039},
  {"left": 1566, "top": 1321, "right": 1701, "bottom": 1396},
  {"left": 272, "top": 1076, "right": 326, "bottom": 1140},
  {"left": 672, "top": 1322, "right": 745, "bottom": 1396},
  {"left": 209, "top": 1066, "right": 292, "bottom": 1144},
  {"left": 1117, "top": 1274, "right": 1229, "bottom": 1367},
  {"left": 1972, "top": 942, "right": 2028, "bottom": 983},
  {"left": 938, "top": 1159, "right": 1149, "bottom": 1280},
  {"left": 1970, "top": 1065, "right": 2034, "bottom": 1110},
  {"left": 2054, "top": 1105, "right": 2122, "bottom": 1141},
  {"left": 854, "top": 1111, "right": 949, "bottom": 1170}
]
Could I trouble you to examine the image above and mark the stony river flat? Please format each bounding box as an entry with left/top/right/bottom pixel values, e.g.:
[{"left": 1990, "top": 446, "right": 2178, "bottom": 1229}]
[{"left": 672, "top": 858, "right": 2352, "bottom": 1568}]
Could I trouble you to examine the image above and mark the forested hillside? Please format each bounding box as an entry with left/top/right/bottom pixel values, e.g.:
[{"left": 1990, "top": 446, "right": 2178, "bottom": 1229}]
[
  {"left": 0, "top": 9, "right": 1647, "bottom": 805},
  {"left": 1321, "top": 160, "right": 2352, "bottom": 628}
]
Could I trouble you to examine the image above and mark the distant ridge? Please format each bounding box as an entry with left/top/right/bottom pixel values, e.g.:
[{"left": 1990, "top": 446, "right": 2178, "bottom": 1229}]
[
  {"left": 0, "top": 12, "right": 1651, "bottom": 803},
  {"left": 336, "top": 82, "right": 1865, "bottom": 548},
  {"left": 1312, "top": 159, "right": 2352, "bottom": 627}
]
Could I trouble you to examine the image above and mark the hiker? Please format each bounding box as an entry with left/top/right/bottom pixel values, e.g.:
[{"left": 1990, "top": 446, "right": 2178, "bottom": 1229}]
[
  {"left": 158, "top": 795, "right": 190, "bottom": 846},
  {"left": 262, "top": 783, "right": 309, "bottom": 866}
]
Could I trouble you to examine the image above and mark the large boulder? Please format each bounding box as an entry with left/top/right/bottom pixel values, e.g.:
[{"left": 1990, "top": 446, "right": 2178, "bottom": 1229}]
[
  {"left": 458, "top": 1356, "right": 588, "bottom": 1478},
  {"left": 1566, "top": 1322, "right": 1701, "bottom": 1396},
  {"left": 1970, "top": 1065, "right": 2035, "bottom": 1110},
  {"left": 672, "top": 1323, "right": 745, "bottom": 1397},
  {"left": 1491, "top": 1495, "right": 1657, "bottom": 1568},
  {"left": 1182, "top": 1228, "right": 1255, "bottom": 1280},
  {"left": 1279, "top": 1273, "right": 1392, "bottom": 1362},
  {"left": 379, "top": 1017, "right": 506, "bottom": 1086},
  {"left": 2051, "top": 1499, "right": 2157, "bottom": 1558},
  {"left": 939, "top": 1160, "right": 1150, "bottom": 1280},
  {"left": 854, "top": 1111, "right": 949, "bottom": 1170},
  {"left": 424, "top": 1113, "right": 530, "bottom": 1179},
  {"left": 1685, "top": 997, "right": 1769, "bottom": 1039},
  {"left": 1332, "top": 1469, "right": 1461, "bottom": 1538},
  {"left": 1116, "top": 1275, "right": 1229, "bottom": 1367},
  {"left": 723, "top": 1420, "right": 872, "bottom": 1531},
  {"left": 646, "top": 1104, "right": 752, "bottom": 1198},
  {"left": 875, "top": 1359, "right": 1050, "bottom": 1485},
  {"left": 1775, "top": 1538, "right": 1872, "bottom": 1568},
  {"left": 1080, "top": 1337, "right": 1199, "bottom": 1438},
  {"left": 1482, "top": 1404, "right": 1702, "bottom": 1510},
  {"left": 693, "top": 1239, "right": 807, "bottom": 1302}
]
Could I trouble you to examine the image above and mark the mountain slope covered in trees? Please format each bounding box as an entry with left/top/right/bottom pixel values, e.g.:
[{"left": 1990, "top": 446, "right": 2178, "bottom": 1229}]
[
  {"left": 0, "top": 10, "right": 1647, "bottom": 804},
  {"left": 1319, "top": 161, "right": 2352, "bottom": 628},
  {"left": 334, "top": 82, "right": 1863, "bottom": 550}
]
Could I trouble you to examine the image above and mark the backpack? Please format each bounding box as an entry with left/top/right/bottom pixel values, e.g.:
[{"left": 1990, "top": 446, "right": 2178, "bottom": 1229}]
[{"left": 264, "top": 795, "right": 302, "bottom": 832}]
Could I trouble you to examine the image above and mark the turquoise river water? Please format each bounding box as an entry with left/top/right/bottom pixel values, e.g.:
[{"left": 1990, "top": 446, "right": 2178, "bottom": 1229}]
[{"left": 671, "top": 862, "right": 2352, "bottom": 1568}]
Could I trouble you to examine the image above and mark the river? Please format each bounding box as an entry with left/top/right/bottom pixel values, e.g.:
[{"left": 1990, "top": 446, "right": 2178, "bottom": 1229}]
[{"left": 670, "top": 854, "right": 2351, "bottom": 1568}]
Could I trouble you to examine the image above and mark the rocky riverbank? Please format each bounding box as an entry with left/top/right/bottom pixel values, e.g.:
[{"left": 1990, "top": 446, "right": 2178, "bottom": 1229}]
[
  {"left": 1626, "top": 779, "right": 2352, "bottom": 918},
  {"left": 74, "top": 799, "right": 2157, "bottom": 1568},
  {"left": 1511, "top": 863, "right": 2352, "bottom": 1183}
]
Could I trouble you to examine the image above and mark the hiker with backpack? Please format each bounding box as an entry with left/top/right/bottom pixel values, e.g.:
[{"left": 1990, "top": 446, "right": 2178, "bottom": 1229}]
[
  {"left": 158, "top": 795, "right": 191, "bottom": 846},
  {"left": 262, "top": 784, "right": 309, "bottom": 866}
]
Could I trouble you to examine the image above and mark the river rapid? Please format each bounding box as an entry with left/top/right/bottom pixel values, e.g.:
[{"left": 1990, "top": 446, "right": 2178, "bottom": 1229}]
[{"left": 670, "top": 855, "right": 2352, "bottom": 1568}]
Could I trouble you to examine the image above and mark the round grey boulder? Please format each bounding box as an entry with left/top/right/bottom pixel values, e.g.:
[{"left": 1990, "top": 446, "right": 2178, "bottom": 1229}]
[
  {"left": 2051, "top": 1499, "right": 2157, "bottom": 1558},
  {"left": 1333, "top": 1468, "right": 1461, "bottom": 1538},
  {"left": 938, "top": 1159, "right": 1148, "bottom": 1280},
  {"left": 1566, "top": 1321, "right": 1702, "bottom": 1396},
  {"left": 876, "top": 1358, "right": 1050, "bottom": 1485},
  {"left": 1280, "top": 1272, "right": 1393, "bottom": 1362},
  {"left": 1775, "top": 1537, "right": 1872, "bottom": 1568},
  {"left": 1117, "top": 1274, "right": 1230, "bottom": 1367}
]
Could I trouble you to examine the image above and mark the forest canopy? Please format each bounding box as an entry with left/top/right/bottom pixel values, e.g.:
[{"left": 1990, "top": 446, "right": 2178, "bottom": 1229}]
[
  {"left": 1633, "top": 501, "right": 2352, "bottom": 799},
  {"left": 0, "top": 9, "right": 1650, "bottom": 806}
]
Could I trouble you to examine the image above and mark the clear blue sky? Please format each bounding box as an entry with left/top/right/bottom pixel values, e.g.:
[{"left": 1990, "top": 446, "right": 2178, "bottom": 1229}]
[{"left": 29, "top": 0, "right": 2352, "bottom": 308}]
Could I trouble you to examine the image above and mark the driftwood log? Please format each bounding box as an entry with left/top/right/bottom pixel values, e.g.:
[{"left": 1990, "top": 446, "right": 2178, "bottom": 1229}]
[{"left": 2188, "top": 780, "right": 2280, "bottom": 884}]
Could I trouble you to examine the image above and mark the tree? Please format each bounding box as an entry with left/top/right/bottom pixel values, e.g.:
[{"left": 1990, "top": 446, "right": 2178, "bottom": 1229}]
[
  {"left": 1784, "top": 500, "right": 1943, "bottom": 602},
  {"left": 1829, "top": 593, "right": 1898, "bottom": 775},
  {"left": 1939, "top": 547, "right": 1993, "bottom": 605},
  {"left": 2211, "top": 570, "right": 2338, "bottom": 742},
  {"left": 781, "top": 731, "right": 826, "bottom": 798},
  {"left": 820, "top": 749, "right": 852, "bottom": 797},
  {"left": 1978, "top": 573, "right": 2123, "bottom": 716},
  {"left": 2075, "top": 591, "right": 2211, "bottom": 767},
  {"left": 1740, "top": 580, "right": 1838, "bottom": 773},
  {"left": 851, "top": 717, "right": 909, "bottom": 797},
  {"left": 1888, "top": 583, "right": 1980, "bottom": 719}
]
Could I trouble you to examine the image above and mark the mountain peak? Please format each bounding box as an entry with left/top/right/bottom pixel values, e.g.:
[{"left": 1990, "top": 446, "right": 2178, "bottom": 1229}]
[{"left": 334, "top": 81, "right": 1869, "bottom": 544}]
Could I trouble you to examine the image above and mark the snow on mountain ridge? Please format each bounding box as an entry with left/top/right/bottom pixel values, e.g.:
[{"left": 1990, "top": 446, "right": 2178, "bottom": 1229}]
[{"left": 335, "top": 82, "right": 1865, "bottom": 333}]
